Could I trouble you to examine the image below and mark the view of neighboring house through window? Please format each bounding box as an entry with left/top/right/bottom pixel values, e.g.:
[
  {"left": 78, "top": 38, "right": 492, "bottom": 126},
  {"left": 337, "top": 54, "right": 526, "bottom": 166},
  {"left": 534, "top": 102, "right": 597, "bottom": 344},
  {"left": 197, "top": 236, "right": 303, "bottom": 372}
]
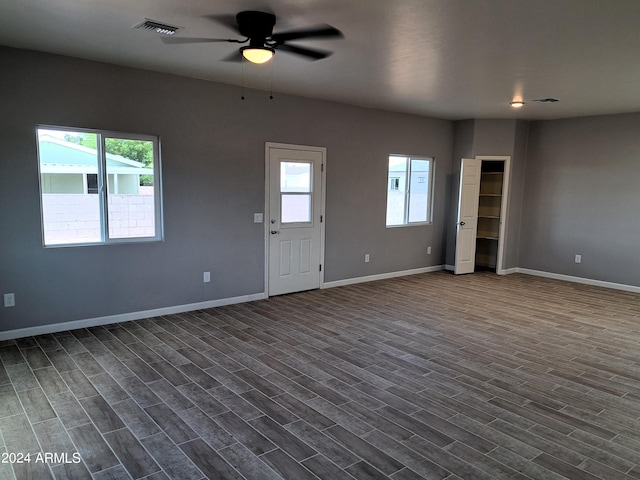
[
  {"left": 386, "top": 155, "right": 433, "bottom": 227},
  {"left": 37, "top": 127, "right": 162, "bottom": 246}
]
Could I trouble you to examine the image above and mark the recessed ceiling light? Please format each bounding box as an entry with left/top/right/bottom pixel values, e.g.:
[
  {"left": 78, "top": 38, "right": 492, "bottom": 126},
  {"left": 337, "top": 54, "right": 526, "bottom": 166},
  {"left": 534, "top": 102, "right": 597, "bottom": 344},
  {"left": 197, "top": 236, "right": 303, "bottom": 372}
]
[{"left": 510, "top": 101, "right": 525, "bottom": 108}]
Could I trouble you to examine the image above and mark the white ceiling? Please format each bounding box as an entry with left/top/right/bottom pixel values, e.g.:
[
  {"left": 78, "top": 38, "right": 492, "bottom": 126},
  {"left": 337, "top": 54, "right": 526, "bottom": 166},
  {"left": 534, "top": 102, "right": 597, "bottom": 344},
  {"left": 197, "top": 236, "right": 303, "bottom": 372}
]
[{"left": 2, "top": 0, "right": 640, "bottom": 120}]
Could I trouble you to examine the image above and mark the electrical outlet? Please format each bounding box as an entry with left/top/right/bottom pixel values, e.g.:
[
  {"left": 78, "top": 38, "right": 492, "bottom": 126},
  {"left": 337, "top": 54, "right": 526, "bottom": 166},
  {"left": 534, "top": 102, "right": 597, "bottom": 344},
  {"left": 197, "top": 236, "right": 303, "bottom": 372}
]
[
  {"left": 4, "top": 293, "right": 15, "bottom": 308},
  {"left": 427, "top": 246, "right": 432, "bottom": 255},
  {"left": 364, "top": 254, "right": 370, "bottom": 263},
  {"left": 574, "top": 254, "right": 582, "bottom": 264},
  {"left": 203, "top": 271, "right": 211, "bottom": 283}
]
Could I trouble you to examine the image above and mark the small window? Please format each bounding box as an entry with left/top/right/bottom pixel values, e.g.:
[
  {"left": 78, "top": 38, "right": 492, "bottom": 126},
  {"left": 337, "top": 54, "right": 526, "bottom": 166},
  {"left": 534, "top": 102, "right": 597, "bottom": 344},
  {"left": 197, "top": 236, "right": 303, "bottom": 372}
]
[
  {"left": 86, "top": 174, "right": 99, "bottom": 194},
  {"left": 37, "top": 126, "right": 163, "bottom": 246},
  {"left": 386, "top": 155, "right": 434, "bottom": 227},
  {"left": 280, "top": 161, "right": 312, "bottom": 224}
]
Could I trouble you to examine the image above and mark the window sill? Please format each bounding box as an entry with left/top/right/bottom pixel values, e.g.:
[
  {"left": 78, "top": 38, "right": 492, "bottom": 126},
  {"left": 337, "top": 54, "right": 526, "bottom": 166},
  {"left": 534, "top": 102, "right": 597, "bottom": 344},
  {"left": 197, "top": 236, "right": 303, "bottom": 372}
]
[{"left": 386, "top": 222, "right": 432, "bottom": 228}]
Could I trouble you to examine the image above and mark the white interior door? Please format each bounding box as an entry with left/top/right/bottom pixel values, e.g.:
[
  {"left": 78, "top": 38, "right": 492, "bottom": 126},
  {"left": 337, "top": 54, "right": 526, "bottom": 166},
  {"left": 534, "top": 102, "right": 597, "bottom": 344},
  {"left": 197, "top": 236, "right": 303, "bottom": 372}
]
[
  {"left": 454, "top": 158, "right": 482, "bottom": 274},
  {"left": 267, "top": 144, "right": 324, "bottom": 296}
]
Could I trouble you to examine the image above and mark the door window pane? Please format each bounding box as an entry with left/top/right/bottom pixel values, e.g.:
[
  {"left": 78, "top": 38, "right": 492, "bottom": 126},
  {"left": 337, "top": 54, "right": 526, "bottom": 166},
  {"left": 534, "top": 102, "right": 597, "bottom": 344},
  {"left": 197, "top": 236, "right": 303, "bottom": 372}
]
[
  {"left": 281, "top": 194, "right": 311, "bottom": 223},
  {"left": 280, "top": 161, "right": 312, "bottom": 224},
  {"left": 281, "top": 162, "right": 311, "bottom": 192}
]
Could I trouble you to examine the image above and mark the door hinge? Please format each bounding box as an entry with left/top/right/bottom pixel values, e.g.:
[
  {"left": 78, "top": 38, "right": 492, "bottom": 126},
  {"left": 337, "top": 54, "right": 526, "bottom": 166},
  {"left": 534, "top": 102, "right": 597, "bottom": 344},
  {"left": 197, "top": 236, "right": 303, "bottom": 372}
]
[
  {"left": 320, "top": 215, "right": 323, "bottom": 223},
  {"left": 319, "top": 264, "right": 322, "bottom": 272},
  {"left": 321, "top": 163, "right": 324, "bottom": 172}
]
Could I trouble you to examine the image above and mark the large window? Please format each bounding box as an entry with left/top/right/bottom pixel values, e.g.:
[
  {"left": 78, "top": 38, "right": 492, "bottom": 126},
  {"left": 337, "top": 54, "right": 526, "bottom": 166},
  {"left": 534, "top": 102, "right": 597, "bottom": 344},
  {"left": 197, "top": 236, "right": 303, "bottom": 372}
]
[
  {"left": 37, "top": 126, "right": 162, "bottom": 246},
  {"left": 386, "top": 155, "right": 434, "bottom": 227}
]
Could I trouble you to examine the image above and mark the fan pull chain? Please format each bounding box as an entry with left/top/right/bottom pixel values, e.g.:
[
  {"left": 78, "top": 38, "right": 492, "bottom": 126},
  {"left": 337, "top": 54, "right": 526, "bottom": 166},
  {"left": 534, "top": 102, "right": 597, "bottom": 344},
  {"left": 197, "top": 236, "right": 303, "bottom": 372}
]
[
  {"left": 269, "top": 57, "right": 274, "bottom": 100},
  {"left": 241, "top": 58, "right": 245, "bottom": 100}
]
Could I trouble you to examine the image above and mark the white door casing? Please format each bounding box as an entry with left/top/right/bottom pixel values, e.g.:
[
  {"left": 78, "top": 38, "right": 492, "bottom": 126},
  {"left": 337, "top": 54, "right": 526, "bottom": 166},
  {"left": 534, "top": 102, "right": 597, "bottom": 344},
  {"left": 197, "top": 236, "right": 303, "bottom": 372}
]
[
  {"left": 454, "top": 158, "right": 482, "bottom": 274},
  {"left": 266, "top": 143, "right": 325, "bottom": 296}
]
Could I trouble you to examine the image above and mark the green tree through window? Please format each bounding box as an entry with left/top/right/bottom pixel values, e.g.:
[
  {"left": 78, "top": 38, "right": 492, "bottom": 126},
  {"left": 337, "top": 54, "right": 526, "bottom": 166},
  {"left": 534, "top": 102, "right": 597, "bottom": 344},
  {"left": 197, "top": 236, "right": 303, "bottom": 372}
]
[{"left": 64, "top": 134, "right": 154, "bottom": 185}]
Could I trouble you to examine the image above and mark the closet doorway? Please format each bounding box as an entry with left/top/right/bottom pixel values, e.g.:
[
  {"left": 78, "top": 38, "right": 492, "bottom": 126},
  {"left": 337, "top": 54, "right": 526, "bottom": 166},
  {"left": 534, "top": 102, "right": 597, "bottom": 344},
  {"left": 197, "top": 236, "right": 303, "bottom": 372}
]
[{"left": 454, "top": 156, "right": 510, "bottom": 274}]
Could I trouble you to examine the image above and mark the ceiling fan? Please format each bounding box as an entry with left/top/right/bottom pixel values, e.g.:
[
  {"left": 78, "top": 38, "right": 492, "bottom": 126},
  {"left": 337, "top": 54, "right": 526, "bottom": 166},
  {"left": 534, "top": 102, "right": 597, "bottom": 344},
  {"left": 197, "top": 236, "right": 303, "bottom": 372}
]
[{"left": 162, "top": 11, "right": 343, "bottom": 64}]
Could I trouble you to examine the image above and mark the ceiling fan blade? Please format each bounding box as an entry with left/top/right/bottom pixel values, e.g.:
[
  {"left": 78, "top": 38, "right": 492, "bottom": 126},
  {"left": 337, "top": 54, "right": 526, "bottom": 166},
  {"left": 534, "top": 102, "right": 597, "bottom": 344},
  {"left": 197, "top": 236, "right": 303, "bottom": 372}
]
[
  {"left": 271, "top": 25, "right": 343, "bottom": 44},
  {"left": 277, "top": 43, "right": 332, "bottom": 61},
  {"left": 221, "top": 50, "right": 244, "bottom": 63},
  {"left": 161, "top": 37, "right": 234, "bottom": 44},
  {"left": 204, "top": 14, "right": 242, "bottom": 35}
]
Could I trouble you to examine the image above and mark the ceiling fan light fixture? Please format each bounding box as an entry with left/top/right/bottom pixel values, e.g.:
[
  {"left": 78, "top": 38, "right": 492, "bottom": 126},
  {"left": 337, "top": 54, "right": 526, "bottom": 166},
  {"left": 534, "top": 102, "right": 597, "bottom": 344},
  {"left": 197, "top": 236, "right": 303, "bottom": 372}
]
[{"left": 241, "top": 46, "right": 275, "bottom": 64}]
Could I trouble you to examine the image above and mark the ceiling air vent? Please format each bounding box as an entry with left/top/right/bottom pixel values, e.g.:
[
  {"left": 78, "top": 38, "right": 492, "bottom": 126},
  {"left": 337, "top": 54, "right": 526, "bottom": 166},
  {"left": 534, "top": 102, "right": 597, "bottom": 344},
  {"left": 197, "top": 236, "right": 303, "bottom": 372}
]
[
  {"left": 133, "top": 19, "right": 180, "bottom": 36},
  {"left": 532, "top": 98, "right": 560, "bottom": 103}
]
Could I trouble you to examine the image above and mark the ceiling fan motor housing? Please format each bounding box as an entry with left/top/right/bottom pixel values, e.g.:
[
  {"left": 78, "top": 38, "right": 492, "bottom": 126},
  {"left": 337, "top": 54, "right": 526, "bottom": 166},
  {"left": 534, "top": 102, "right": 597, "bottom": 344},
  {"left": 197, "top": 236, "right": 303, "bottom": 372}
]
[{"left": 236, "top": 11, "right": 276, "bottom": 42}]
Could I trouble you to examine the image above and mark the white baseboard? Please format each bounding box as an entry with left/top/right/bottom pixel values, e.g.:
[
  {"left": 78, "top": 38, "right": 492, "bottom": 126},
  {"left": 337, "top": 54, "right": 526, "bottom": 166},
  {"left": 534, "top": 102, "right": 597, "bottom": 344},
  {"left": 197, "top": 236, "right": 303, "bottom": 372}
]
[
  {"left": 322, "top": 265, "right": 445, "bottom": 289},
  {"left": 517, "top": 268, "right": 640, "bottom": 294},
  {"left": 5, "top": 267, "right": 635, "bottom": 342},
  {"left": 0, "top": 292, "right": 267, "bottom": 341}
]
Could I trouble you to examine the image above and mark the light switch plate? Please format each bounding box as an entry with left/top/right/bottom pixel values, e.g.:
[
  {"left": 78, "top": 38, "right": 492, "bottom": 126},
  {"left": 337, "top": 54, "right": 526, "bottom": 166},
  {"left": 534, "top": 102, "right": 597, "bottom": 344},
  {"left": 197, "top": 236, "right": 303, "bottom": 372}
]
[{"left": 254, "top": 213, "right": 264, "bottom": 223}]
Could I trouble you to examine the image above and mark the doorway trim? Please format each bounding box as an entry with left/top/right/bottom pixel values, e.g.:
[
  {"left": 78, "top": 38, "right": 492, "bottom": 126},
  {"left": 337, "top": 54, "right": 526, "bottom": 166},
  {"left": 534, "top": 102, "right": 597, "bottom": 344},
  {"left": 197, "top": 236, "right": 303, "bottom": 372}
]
[
  {"left": 264, "top": 142, "right": 327, "bottom": 296},
  {"left": 475, "top": 155, "right": 511, "bottom": 275}
]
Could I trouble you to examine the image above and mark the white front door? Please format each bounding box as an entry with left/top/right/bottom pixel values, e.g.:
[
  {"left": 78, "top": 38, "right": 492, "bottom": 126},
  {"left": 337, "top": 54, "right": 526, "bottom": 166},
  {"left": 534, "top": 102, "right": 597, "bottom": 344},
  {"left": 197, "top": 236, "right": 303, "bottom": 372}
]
[
  {"left": 454, "top": 158, "right": 482, "bottom": 274},
  {"left": 267, "top": 143, "right": 325, "bottom": 296}
]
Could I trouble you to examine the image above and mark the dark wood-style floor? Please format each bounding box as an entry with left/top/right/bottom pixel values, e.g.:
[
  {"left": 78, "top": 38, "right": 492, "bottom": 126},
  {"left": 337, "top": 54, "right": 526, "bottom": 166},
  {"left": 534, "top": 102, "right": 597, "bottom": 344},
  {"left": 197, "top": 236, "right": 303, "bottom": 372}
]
[{"left": 1, "top": 271, "right": 640, "bottom": 480}]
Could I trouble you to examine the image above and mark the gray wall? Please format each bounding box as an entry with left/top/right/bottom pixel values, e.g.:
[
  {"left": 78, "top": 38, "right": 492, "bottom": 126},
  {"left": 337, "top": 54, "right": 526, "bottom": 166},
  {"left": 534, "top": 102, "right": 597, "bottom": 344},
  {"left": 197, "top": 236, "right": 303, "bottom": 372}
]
[
  {"left": 519, "top": 113, "right": 640, "bottom": 286},
  {"left": 0, "top": 46, "right": 453, "bottom": 331},
  {"left": 3, "top": 45, "right": 638, "bottom": 334},
  {"left": 507, "top": 120, "right": 529, "bottom": 268}
]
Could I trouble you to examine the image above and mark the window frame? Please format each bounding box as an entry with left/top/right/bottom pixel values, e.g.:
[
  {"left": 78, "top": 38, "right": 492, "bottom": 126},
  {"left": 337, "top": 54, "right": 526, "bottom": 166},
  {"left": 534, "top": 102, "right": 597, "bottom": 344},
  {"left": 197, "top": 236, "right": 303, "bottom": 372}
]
[
  {"left": 385, "top": 154, "right": 435, "bottom": 228},
  {"left": 36, "top": 125, "right": 164, "bottom": 247},
  {"left": 279, "top": 160, "right": 314, "bottom": 227}
]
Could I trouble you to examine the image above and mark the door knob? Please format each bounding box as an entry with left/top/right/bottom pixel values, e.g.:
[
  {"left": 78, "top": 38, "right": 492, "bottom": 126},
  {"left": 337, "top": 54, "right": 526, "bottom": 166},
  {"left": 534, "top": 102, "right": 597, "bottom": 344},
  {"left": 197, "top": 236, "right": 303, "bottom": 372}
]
[
  {"left": 270, "top": 230, "right": 280, "bottom": 235},
  {"left": 459, "top": 221, "right": 466, "bottom": 226}
]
